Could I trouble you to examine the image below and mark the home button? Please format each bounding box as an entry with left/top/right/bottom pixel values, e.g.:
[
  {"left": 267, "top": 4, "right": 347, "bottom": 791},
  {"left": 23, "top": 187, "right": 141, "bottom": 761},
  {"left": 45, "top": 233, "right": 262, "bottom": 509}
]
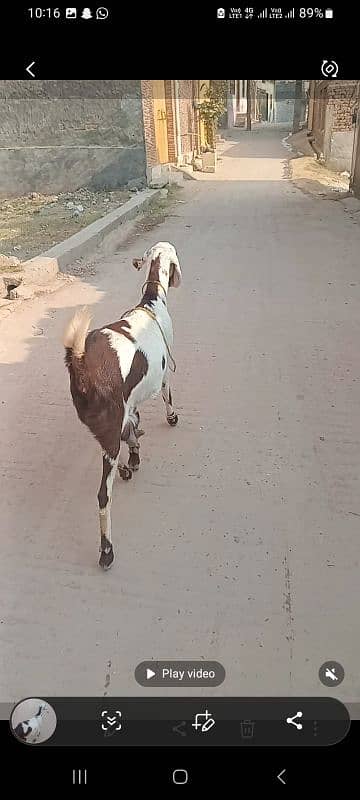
[{"left": 172, "top": 769, "right": 189, "bottom": 785}]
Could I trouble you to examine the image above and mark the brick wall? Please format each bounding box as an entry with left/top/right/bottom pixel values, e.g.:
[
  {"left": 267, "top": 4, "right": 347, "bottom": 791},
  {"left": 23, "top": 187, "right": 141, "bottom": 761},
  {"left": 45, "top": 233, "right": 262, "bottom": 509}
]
[
  {"left": 327, "top": 82, "right": 358, "bottom": 131},
  {"left": 311, "top": 81, "right": 358, "bottom": 138},
  {"left": 141, "top": 79, "right": 157, "bottom": 169},
  {"left": 310, "top": 81, "right": 359, "bottom": 171},
  {"left": 164, "top": 80, "right": 176, "bottom": 163}
]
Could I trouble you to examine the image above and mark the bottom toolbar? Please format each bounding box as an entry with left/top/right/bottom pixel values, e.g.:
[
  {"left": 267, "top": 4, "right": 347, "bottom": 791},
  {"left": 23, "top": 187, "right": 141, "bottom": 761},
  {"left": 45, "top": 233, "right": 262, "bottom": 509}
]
[{"left": 9, "top": 697, "right": 350, "bottom": 747}]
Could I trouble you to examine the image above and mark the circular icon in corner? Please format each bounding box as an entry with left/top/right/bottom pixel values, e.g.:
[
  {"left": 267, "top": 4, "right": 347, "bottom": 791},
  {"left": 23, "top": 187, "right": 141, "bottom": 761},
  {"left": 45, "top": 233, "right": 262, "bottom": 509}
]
[
  {"left": 321, "top": 60, "right": 339, "bottom": 78},
  {"left": 319, "top": 661, "right": 345, "bottom": 687},
  {"left": 10, "top": 698, "right": 57, "bottom": 744}
]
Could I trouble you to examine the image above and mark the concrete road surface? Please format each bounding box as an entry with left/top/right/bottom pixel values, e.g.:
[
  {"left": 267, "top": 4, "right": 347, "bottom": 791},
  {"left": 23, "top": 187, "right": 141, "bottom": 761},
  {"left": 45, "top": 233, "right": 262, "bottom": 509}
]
[{"left": 1, "top": 128, "right": 360, "bottom": 711}]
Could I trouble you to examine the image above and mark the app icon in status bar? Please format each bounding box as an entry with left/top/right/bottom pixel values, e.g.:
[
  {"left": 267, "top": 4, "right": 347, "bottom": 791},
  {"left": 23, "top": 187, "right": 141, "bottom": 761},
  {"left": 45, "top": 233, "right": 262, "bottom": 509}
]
[
  {"left": 65, "top": 7, "right": 109, "bottom": 18},
  {"left": 96, "top": 6, "right": 109, "bottom": 18}
]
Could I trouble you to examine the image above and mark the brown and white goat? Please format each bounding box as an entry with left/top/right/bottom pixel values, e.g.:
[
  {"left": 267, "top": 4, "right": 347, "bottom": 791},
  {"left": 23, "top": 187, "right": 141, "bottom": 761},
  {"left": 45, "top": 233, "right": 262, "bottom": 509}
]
[
  {"left": 63, "top": 242, "right": 181, "bottom": 569},
  {"left": 13, "top": 704, "right": 46, "bottom": 744}
]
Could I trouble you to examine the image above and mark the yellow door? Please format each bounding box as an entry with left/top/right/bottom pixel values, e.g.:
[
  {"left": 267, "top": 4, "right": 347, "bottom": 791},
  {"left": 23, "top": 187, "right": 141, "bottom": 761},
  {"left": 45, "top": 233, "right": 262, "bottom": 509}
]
[{"left": 152, "top": 80, "right": 169, "bottom": 164}]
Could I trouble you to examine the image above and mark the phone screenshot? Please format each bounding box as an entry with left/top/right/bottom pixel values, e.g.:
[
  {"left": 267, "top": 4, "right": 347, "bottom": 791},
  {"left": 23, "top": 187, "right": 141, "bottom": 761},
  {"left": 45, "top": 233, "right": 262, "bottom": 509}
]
[{"left": 0, "top": 3, "right": 358, "bottom": 790}]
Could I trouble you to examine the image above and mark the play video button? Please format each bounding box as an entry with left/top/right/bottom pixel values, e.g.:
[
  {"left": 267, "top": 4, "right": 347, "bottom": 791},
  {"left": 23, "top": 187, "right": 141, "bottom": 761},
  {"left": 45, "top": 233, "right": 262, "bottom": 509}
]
[
  {"left": 135, "top": 660, "right": 225, "bottom": 687},
  {"left": 146, "top": 668, "right": 156, "bottom": 680}
]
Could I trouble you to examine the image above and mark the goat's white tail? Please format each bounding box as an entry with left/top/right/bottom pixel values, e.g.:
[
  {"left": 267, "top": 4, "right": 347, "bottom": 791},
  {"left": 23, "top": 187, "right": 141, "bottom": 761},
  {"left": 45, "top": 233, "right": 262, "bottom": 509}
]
[{"left": 63, "top": 306, "right": 92, "bottom": 358}]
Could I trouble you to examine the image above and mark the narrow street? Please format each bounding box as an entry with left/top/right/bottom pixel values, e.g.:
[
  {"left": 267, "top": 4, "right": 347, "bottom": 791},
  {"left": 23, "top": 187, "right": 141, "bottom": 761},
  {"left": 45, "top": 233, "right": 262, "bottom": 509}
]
[{"left": 1, "top": 127, "right": 359, "bottom": 707}]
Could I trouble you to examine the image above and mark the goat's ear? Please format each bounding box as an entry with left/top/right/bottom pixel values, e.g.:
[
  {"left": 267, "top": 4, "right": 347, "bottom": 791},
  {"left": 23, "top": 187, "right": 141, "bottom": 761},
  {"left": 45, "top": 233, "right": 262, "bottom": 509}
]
[
  {"left": 169, "top": 258, "right": 182, "bottom": 288},
  {"left": 132, "top": 257, "right": 145, "bottom": 270}
]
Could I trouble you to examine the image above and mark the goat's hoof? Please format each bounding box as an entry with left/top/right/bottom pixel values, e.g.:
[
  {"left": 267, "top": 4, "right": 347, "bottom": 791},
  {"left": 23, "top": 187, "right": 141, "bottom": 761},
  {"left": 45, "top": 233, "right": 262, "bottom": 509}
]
[
  {"left": 119, "top": 464, "right": 132, "bottom": 481},
  {"left": 167, "top": 413, "right": 178, "bottom": 426},
  {"left": 128, "top": 451, "right": 140, "bottom": 471},
  {"left": 99, "top": 545, "right": 114, "bottom": 570}
]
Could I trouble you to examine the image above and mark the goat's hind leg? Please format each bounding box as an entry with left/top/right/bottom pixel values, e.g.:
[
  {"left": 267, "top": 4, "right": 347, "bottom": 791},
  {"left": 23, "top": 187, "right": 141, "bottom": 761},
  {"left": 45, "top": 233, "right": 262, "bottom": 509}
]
[
  {"left": 98, "top": 451, "right": 119, "bottom": 569},
  {"left": 162, "top": 376, "right": 178, "bottom": 426}
]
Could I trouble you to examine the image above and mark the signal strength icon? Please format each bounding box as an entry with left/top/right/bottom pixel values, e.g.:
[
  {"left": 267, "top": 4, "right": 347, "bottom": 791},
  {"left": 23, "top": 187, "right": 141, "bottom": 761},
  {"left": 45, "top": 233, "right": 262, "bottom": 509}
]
[
  {"left": 258, "top": 8, "right": 267, "bottom": 18},
  {"left": 286, "top": 7, "right": 295, "bottom": 18}
]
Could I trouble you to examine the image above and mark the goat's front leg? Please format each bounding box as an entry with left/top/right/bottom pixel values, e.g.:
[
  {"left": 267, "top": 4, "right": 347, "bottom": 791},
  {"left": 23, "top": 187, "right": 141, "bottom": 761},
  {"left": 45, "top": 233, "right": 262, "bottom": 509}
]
[
  {"left": 119, "top": 411, "right": 144, "bottom": 477},
  {"left": 128, "top": 410, "right": 144, "bottom": 471},
  {"left": 98, "top": 451, "right": 119, "bottom": 570},
  {"left": 162, "top": 376, "right": 178, "bottom": 426},
  {"left": 118, "top": 418, "right": 134, "bottom": 480}
]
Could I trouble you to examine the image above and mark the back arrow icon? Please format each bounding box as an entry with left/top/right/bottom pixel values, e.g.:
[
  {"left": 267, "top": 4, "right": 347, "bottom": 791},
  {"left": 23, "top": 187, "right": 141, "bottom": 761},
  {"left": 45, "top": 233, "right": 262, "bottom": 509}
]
[
  {"left": 277, "top": 769, "right": 286, "bottom": 785},
  {"left": 26, "top": 61, "right": 36, "bottom": 78}
]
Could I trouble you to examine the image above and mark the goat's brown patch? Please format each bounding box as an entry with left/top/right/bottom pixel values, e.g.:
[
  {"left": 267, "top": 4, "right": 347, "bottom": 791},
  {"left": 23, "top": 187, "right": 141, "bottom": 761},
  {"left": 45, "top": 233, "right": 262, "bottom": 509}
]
[
  {"left": 169, "top": 262, "right": 175, "bottom": 287},
  {"left": 105, "top": 319, "right": 135, "bottom": 343},
  {"left": 66, "top": 331, "right": 149, "bottom": 456},
  {"left": 66, "top": 330, "right": 124, "bottom": 458},
  {"left": 138, "top": 256, "right": 162, "bottom": 307},
  {"left": 123, "top": 350, "right": 148, "bottom": 402}
]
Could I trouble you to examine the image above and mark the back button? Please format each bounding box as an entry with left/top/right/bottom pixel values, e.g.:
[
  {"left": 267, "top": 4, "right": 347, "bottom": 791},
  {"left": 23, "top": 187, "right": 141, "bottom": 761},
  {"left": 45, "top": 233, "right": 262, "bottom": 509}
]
[{"left": 277, "top": 769, "right": 286, "bottom": 785}]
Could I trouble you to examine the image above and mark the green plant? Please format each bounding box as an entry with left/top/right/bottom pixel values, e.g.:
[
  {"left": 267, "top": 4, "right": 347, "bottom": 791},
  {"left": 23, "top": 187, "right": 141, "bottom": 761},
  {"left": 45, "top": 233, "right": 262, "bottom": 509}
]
[{"left": 199, "top": 81, "right": 227, "bottom": 150}]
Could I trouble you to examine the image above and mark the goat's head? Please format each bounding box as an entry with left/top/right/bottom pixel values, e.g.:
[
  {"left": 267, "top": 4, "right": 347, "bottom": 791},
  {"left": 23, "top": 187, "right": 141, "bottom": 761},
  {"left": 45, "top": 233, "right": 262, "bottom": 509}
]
[{"left": 132, "top": 241, "right": 182, "bottom": 291}]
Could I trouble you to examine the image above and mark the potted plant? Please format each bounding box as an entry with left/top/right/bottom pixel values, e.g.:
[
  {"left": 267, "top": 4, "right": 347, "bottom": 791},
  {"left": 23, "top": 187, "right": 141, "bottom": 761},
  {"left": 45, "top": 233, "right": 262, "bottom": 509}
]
[{"left": 198, "top": 81, "right": 227, "bottom": 172}]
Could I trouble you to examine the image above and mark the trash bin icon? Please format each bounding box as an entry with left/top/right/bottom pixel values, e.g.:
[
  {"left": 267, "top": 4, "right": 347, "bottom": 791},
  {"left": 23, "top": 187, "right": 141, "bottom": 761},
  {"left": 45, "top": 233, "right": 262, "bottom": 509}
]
[{"left": 240, "top": 720, "right": 255, "bottom": 739}]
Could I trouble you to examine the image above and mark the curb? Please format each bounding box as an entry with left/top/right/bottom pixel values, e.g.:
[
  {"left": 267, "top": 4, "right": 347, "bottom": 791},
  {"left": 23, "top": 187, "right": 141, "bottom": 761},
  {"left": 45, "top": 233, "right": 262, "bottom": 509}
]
[
  {"left": 42, "top": 187, "right": 161, "bottom": 270},
  {"left": 0, "top": 188, "right": 161, "bottom": 321}
]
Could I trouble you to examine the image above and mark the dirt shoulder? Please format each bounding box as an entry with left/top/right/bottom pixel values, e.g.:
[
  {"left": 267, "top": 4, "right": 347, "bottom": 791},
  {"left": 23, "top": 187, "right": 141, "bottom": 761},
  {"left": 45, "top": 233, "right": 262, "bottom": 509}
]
[
  {"left": 65, "top": 183, "right": 186, "bottom": 278},
  {"left": 0, "top": 187, "right": 133, "bottom": 262},
  {"left": 286, "top": 130, "right": 350, "bottom": 199}
]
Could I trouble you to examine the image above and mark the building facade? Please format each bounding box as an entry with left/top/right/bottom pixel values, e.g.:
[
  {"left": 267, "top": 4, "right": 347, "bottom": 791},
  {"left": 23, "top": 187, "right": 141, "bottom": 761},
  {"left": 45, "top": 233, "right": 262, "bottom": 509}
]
[
  {"left": 256, "top": 81, "right": 275, "bottom": 122},
  {"left": 0, "top": 79, "right": 212, "bottom": 196},
  {"left": 275, "top": 80, "right": 295, "bottom": 124},
  {"left": 141, "top": 79, "right": 201, "bottom": 185},
  {"left": 227, "top": 81, "right": 303, "bottom": 128},
  {"left": 308, "top": 80, "right": 358, "bottom": 172},
  {"left": 227, "top": 80, "right": 257, "bottom": 127}
]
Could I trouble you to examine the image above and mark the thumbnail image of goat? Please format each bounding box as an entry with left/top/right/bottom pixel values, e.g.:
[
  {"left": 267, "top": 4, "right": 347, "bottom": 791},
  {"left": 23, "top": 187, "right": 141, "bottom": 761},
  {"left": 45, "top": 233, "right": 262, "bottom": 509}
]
[{"left": 11, "top": 699, "right": 57, "bottom": 744}]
